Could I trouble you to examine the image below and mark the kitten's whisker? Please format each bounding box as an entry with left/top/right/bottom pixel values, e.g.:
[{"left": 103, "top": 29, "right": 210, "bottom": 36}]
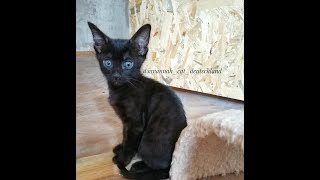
[
  {"left": 127, "top": 78, "right": 144, "bottom": 86},
  {"left": 128, "top": 78, "right": 142, "bottom": 83},
  {"left": 126, "top": 80, "right": 138, "bottom": 89}
]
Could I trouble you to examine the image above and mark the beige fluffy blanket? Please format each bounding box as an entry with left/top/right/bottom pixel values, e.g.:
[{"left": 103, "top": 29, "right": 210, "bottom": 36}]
[{"left": 170, "top": 109, "right": 244, "bottom": 180}]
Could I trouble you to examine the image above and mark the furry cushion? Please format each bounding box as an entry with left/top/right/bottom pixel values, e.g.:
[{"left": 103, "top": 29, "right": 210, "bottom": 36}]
[{"left": 170, "top": 109, "right": 244, "bottom": 180}]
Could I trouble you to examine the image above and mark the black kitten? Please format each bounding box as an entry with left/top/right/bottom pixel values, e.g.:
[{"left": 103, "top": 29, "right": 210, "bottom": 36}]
[{"left": 88, "top": 22, "right": 187, "bottom": 180}]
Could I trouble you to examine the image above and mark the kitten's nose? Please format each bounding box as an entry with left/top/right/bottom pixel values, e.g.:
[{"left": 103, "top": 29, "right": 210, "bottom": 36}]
[{"left": 113, "top": 73, "right": 121, "bottom": 81}]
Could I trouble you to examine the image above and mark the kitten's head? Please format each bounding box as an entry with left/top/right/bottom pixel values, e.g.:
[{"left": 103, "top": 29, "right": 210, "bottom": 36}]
[{"left": 88, "top": 22, "right": 151, "bottom": 86}]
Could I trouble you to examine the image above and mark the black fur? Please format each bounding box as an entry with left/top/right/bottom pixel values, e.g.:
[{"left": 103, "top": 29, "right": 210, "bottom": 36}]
[{"left": 88, "top": 22, "right": 187, "bottom": 179}]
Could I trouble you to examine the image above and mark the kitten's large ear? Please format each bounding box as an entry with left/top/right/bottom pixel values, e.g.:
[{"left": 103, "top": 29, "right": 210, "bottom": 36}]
[
  {"left": 88, "top": 22, "right": 111, "bottom": 53},
  {"left": 130, "top": 24, "right": 151, "bottom": 56}
]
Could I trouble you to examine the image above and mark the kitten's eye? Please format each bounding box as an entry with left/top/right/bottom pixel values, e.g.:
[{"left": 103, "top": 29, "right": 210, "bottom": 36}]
[
  {"left": 103, "top": 60, "right": 112, "bottom": 68},
  {"left": 122, "top": 61, "right": 134, "bottom": 69}
]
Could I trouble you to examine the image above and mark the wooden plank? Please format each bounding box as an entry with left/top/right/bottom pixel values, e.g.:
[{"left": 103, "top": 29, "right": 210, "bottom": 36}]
[
  {"left": 76, "top": 152, "right": 124, "bottom": 180},
  {"left": 129, "top": 0, "right": 244, "bottom": 101},
  {"left": 76, "top": 51, "right": 95, "bottom": 56}
]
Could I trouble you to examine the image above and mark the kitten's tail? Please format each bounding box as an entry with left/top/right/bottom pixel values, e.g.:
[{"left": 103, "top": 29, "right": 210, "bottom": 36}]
[{"left": 116, "top": 162, "right": 169, "bottom": 180}]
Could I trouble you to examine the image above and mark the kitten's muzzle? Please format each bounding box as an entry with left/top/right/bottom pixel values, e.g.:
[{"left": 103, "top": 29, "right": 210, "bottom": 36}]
[{"left": 113, "top": 73, "right": 121, "bottom": 81}]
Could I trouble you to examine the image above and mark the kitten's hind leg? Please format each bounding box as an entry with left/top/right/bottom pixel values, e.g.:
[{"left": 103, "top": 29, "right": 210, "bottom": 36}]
[
  {"left": 127, "top": 161, "right": 170, "bottom": 179},
  {"left": 130, "top": 161, "right": 152, "bottom": 173}
]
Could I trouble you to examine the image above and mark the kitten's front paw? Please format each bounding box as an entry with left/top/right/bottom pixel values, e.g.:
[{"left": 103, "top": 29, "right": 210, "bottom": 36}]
[
  {"left": 112, "top": 151, "right": 132, "bottom": 167},
  {"left": 112, "top": 154, "right": 119, "bottom": 164},
  {"left": 113, "top": 144, "right": 123, "bottom": 155}
]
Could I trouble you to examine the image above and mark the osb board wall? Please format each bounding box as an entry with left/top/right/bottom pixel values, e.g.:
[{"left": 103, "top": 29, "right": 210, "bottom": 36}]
[{"left": 129, "top": 0, "right": 244, "bottom": 100}]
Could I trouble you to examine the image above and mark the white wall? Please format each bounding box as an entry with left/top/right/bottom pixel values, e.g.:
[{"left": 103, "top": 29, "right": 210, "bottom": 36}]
[{"left": 76, "top": 0, "right": 129, "bottom": 51}]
